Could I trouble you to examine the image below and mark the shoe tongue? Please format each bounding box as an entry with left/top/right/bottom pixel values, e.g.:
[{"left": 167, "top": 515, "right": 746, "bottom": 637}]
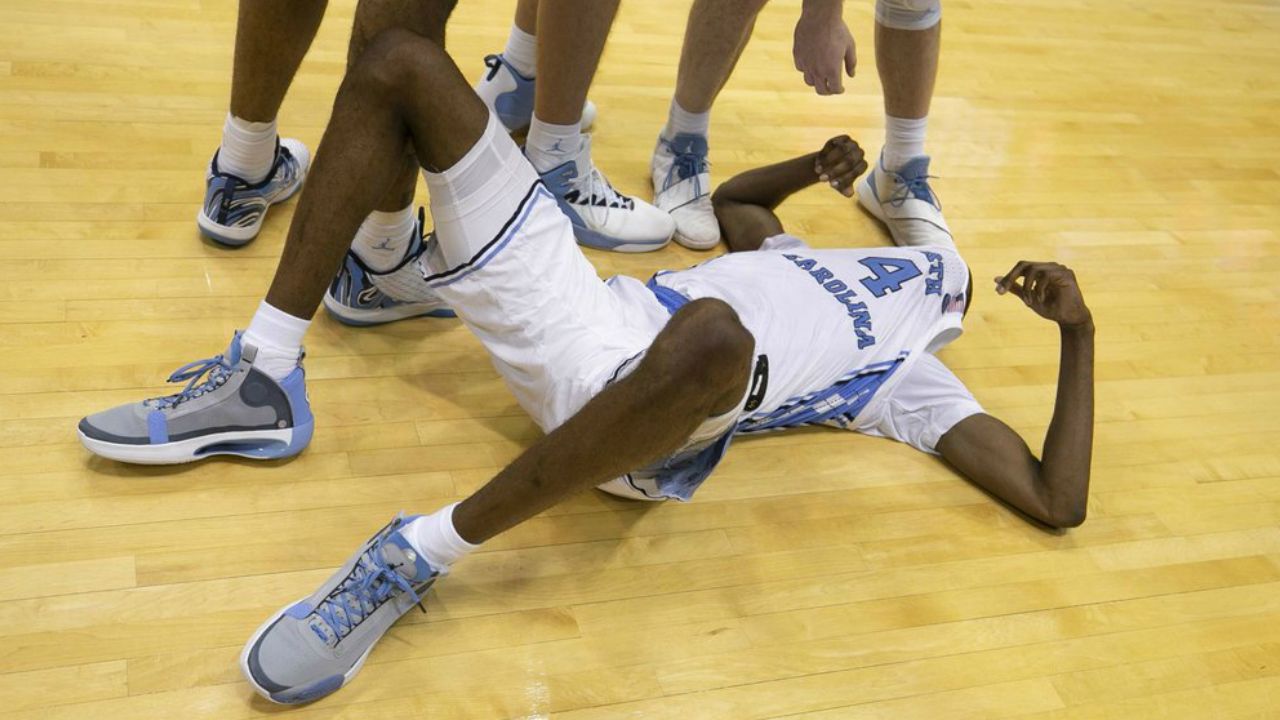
[
  {"left": 895, "top": 155, "right": 932, "bottom": 181},
  {"left": 668, "top": 132, "right": 709, "bottom": 157},
  {"left": 226, "top": 331, "right": 245, "bottom": 366},
  {"left": 571, "top": 133, "right": 593, "bottom": 179}
]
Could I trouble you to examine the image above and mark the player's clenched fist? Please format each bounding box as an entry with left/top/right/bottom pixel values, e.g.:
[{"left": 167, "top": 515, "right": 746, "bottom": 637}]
[
  {"left": 995, "top": 262, "right": 1093, "bottom": 328},
  {"left": 813, "top": 135, "right": 868, "bottom": 198}
]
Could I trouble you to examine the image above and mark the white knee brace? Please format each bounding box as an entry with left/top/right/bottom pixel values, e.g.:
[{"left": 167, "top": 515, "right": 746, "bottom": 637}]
[{"left": 875, "top": 0, "right": 941, "bottom": 31}]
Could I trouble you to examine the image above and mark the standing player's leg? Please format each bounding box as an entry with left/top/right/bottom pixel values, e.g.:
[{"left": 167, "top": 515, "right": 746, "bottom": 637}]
[
  {"left": 473, "top": 0, "right": 598, "bottom": 135},
  {"left": 76, "top": 5, "right": 458, "bottom": 465},
  {"left": 198, "top": 0, "right": 326, "bottom": 246},
  {"left": 651, "top": 0, "right": 769, "bottom": 250},
  {"left": 478, "top": 0, "right": 676, "bottom": 253},
  {"left": 854, "top": 0, "right": 953, "bottom": 248}
]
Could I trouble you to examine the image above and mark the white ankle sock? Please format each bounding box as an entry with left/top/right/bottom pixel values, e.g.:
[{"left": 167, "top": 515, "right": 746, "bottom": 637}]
[
  {"left": 219, "top": 114, "right": 278, "bottom": 183},
  {"left": 351, "top": 206, "right": 416, "bottom": 272},
  {"left": 662, "top": 100, "right": 710, "bottom": 140},
  {"left": 882, "top": 115, "right": 928, "bottom": 172},
  {"left": 503, "top": 25, "right": 537, "bottom": 78},
  {"left": 404, "top": 503, "right": 480, "bottom": 571},
  {"left": 525, "top": 116, "right": 581, "bottom": 173},
  {"left": 242, "top": 301, "right": 310, "bottom": 380}
]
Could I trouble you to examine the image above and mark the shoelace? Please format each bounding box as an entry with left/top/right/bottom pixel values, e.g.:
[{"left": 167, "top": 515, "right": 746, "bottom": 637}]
[
  {"left": 664, "top": 145, "right": 710, "bottom": 198},
  {"left": 888, "top": 172, "right": 941, "bottom": 210},
  {"left": 147, "top": 355, "right": 234, "bottom": 410},
  {"left": 309, "top": 535, "right": 426, "bottom": 646}
]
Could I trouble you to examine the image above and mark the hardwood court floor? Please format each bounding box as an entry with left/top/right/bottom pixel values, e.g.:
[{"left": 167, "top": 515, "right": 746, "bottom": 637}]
[{"left": 2, "top": 0, "right": 1279, "bottom": 717}]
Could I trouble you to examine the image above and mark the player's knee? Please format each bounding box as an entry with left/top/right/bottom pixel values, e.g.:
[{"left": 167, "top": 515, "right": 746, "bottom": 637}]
[
  {"left": 668, "top": 299, "right": 754, "bottom": 392},
  {"left": 350, "top": 28, "right": 446, "bottom": 99},
  {"left": 875, "top": 0, "right": 941, "bottom": 31},
  {"left": 351, "top": 0, "right": 455, "bottom": 63}
]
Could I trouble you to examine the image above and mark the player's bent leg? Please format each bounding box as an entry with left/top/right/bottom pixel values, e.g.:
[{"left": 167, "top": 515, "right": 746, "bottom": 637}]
[{"left": 325, "top": 0, "right": 461, "bottom": 324}]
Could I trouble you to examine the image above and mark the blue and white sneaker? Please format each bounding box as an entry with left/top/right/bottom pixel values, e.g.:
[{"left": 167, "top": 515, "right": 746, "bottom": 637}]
[
  {"left": 324, "top": 210, "right": 456, "bottom": 326},
  {"left": 540, "top": 133, "right": 675, "bottom": 253},
  {"left": 77, "top": 333, "right": 312, "bottom": 465},
  {"left": 474, "top": 54, "right": 596, "bottom": 135},
  {"left": 241, "top": 513, "right": 440, "bottom": 705},
  {"left": 197, "top": 139, "right": 311, "bottom": 247},
  {"left": 855, "top": 153, "right": 954, "bottom": 248},
  {"left": 651, "top": 132, "right": 720, "bottom": 250}
]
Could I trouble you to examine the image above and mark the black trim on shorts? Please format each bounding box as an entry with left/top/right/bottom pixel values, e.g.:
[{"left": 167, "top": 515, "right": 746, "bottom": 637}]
[{"left": 423, "top": 179, "right": 543, "bottom": 284}]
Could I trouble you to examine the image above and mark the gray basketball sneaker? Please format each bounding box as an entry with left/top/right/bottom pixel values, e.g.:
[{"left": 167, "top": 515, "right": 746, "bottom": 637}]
[
  {"left": 76, "top": 332, "right": 313, "bottom": 464},
  {"left": 241, "top": 514, "right": 440, "bottom": 705}
]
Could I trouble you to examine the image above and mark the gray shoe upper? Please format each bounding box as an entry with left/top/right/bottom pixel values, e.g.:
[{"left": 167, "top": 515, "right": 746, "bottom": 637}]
[
  {"left": 78, "top": 333, "right": 296, "bottom": 445},
  {"left": 244, "top": 514, "right": 438, "bottom": 704}
]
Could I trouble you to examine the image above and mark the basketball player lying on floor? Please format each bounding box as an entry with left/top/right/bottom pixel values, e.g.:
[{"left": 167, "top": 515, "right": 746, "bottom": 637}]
[{"left": 74, "top": 31, "right": 1094, "bottom": 704}]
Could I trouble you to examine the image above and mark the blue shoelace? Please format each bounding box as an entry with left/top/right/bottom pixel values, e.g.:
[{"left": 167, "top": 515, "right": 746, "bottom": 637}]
[
  {"left": 309, "top": 534, "right": 425, "bottom": 646},
  {"left": 147, "top": 354, "right": 234, "bottom": 409},
  {"left": 888, "top": 172, "right": 941, "bottom": 210},
  {"left": 664, "top": 144, "right": 710, "bottom": 198}
]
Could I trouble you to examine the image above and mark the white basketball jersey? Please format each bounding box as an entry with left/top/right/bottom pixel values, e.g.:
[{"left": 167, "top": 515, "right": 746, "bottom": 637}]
[{"left": 652, "top": 235, "right": 972, "bottom": 433}]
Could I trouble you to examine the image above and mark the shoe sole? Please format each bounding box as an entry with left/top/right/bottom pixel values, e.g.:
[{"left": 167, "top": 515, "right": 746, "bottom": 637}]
[
  {"left": 672, "top": 228, "right": 721, "bottom": 251},
  {"left": 196, "top": 177, "right": 305, "bottom": 248},
  {"left": 77, "top": 424, "right": 310, "bottom": 465},
  {"left": 240, "top": 596, "right": 379, "bottom": 705},
  {"left": 572, "top": 224, "right": 671, "bottom": 254},
  {"left": 322, "top": 293, "right": 457, "bottom": 327}
]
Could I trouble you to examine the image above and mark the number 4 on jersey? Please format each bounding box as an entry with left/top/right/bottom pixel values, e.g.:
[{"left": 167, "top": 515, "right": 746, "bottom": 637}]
[{"left": 858, "top": 257, "right": 922, "bottom": 297}]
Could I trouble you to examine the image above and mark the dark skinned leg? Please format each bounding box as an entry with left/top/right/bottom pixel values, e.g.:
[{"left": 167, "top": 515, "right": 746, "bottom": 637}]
[
  {"left": 229, "top": 0, "right": 328, "bottom": 122},
  {"left": 533, "top": 0, "right": 620, "bottom": 124},
  {"left": 269, "top": 30, "right": 754, "bottom": 544},
  {"left": 454, "top": 297, "right": 753, "bottom": 543},
  {"left": 264, "top": 23, "right": 477, "bottom": 318},
  {"left": 347, "top": 0, "right": 457, "bottom": 213}
]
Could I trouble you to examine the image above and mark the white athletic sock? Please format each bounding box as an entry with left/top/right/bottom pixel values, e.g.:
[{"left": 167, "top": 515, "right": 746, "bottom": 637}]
[
  {"left": 882, "top": 115, "right": 928, "bottom": 172},
  {"left": 525, "top": 116, "right": 581, "bottom": 173},
  {"left": 351, "top": 206, "right": 416, "bottom": 272},
  {"left": 242, "top": 300, "right": 310, "bottom": 380},
  {"left": 662, "top": 100, "right": 710, "bottom": 140},
  {"left": 503, "top": 25, "right": 537, "bottom": 78},
  {"left": 219, "top": 114, "right": 278, "bottom": 184},
  {"left": 404, "top": 503, "right": 480, "bottom": 571}
]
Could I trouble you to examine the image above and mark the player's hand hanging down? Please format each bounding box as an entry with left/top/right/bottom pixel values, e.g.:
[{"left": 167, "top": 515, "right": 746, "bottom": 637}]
[
  {"left": 793, "top": 0, "right": 857, "bottom": 96},
  {"left": 995, "top": 262, "right": 1093, "bottom": 328},
  {"left": 814, "top": 134, "right": 868, "bottom": 197}
]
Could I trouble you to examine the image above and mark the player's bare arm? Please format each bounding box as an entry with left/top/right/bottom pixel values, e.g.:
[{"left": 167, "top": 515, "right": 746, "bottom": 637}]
[
  {"left": 712, "top": 134, "right": 868, "bottom": 252},
  {"left": 936, "top": 262, "right": 1095, "bottom": 529}
]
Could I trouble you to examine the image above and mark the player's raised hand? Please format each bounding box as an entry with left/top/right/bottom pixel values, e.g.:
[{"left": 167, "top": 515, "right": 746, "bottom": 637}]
[
  {"left": 793, "top": 0, "right": 856, "bottom": 96},
  {"left": 995, "top": 262, "right": 1092, "bottom": 327},
  {"left": 814, "top": 135, "right": 868, "bottom": 197}
]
